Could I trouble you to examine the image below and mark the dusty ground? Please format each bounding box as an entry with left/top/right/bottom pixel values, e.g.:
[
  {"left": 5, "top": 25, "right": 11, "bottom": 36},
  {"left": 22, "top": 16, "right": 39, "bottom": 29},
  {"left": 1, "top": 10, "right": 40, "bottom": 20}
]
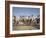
[{"left": 13, "top": 25, "right": 39, "bottom": 30}]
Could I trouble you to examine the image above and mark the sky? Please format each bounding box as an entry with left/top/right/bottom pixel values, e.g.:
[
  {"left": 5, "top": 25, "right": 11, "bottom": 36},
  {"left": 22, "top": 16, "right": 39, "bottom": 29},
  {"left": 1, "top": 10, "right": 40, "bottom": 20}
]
[{"left": 13, "top": 7, "right": 40, "bottom": 17}]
